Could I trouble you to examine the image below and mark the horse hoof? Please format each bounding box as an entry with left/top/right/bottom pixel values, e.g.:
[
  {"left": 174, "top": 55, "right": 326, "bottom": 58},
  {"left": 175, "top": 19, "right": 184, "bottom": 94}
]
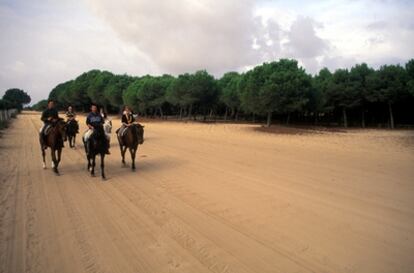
[{"left": 42, "top": 163, "right": 46, "bottom": 169}]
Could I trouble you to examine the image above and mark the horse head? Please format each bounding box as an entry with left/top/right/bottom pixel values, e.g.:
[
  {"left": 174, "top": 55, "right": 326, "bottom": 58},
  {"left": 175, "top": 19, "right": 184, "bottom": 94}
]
[
  {"left": 135, "top": 124, "right": 144, "bottom": 144},
  {"left": 55, "top": 119, "right": 67, "bottom": 139},
  {"left": 93, "top": 124, "right": 105, "bottom": 140},
  {"left": 103, "top": 119, "right": 112, "bottom": 134},
  {"left": 66, "top": 119, "right": 78, "bottom": 135}
]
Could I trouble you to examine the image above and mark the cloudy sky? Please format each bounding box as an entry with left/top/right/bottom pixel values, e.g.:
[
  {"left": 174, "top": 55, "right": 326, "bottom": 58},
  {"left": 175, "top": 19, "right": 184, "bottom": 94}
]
[{"left": 1, "top": 0, "right": 413, "bottom": 104}]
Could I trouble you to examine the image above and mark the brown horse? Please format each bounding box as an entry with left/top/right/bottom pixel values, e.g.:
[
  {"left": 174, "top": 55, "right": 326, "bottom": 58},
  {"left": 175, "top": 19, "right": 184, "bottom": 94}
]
[
  {"left": 40, "top": 119, "right": 66, "bottom": 175},
  {"left": 117, "top": 124, "right": 144, "bottom": 170}
]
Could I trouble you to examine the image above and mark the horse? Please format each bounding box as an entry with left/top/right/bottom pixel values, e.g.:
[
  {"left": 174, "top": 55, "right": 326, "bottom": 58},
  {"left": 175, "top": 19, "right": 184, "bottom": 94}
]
[
  {"left": 117, "top": 123, "right": 144, "bottom": 170},
  {"left": 40, "top": 119, "right": 66, "bottom": 175},
  {"left": 83, "top": 124, "right": 109, "bottom": 180},
  {"left": 66, "top": 119, "right": 79, "bottom": 148}
]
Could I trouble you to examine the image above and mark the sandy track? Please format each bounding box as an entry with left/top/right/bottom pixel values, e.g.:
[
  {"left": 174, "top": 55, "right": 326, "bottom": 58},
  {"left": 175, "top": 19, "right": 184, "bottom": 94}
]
[{"left": 0, "top": 111, "right": 413, "bottom": 273}]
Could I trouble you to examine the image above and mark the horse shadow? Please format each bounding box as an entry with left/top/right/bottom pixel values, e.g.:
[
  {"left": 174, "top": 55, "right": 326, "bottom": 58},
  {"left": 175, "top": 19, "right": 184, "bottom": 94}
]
[
  {"left": 108, "top": 155, "right": 185, "bottom": 177},
  {"left": 58, "top": 155, "right": 184, "bottom": 181}
]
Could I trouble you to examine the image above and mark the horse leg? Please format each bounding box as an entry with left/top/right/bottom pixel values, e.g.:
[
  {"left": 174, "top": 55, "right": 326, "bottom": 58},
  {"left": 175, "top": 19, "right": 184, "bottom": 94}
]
[
  {"left": 130, "top": 148, "right": 136, "bottom": 170},
  {"left": 56, "top": 148, "right": 62, "bottom": 169},
  {"left": 91, "top": 155, "right": 96, "bottom": 176},
  {"left": 73, "top": 135, "right": 76, "bottom": 149},
  {"left": 101, "top": 154, "right": 106, "bottom": 180},
  {"left": 51, "top": 149, "right": 59, "bottom": 175},
  {"left": 121, "top": 145, "right": 127, "bottom": 165},
  {"left": 41, "top": 146, "right": 46, "bottom": 169},
  {"left": 86, "top": 155, "right": 91, "bottom": 172}
]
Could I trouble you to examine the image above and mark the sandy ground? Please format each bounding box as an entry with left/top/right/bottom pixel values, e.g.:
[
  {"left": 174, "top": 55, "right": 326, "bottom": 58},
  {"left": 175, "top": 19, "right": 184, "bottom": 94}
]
[{"left": 0, "top": 111, "right": 414, "bottom": 273}]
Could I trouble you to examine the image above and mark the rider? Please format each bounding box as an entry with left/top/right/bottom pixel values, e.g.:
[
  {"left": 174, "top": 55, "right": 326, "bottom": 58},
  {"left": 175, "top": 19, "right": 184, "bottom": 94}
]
[
  {"left": 84, "top": 103, "right": 110, "bottom": 154},
  {"left": 40, "top": 99, "right": 60, "bottom": 147},
  {"left": 65, "top": 106, "right": 79, "bottom": 133},
  {"left": 117, "top": 105, "right": 135, "bottom": 137}
]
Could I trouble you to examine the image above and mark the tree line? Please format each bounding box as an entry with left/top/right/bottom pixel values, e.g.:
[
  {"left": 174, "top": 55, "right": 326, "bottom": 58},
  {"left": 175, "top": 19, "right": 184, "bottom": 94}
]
[
  {"left": 0, "top": 88, "right": 31, "bottom": 110},
  {"left": 31, "top": 58, "right": 414, "bottom": 128}
]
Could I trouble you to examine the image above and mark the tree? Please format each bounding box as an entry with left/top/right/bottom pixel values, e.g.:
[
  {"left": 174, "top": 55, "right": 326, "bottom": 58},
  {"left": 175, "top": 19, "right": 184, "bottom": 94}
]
[
  {"left": 87, "top": 71, "right": 114, "bottom": 111},
  {"left": 49, "top": 80, "right": 73, "bottom": 110},
  {"left": 219, "top": 72, "right": 242, "bottom": 120},
  {"left": 240, "top": 59, "right": 311, "bottom": 127},
  {"left": 325, "top": 69, "right": 360, "bottom": 128},
  {"left": 268, "top": 60, "right": 311, "bottom": 124},
  {"left": 31, "top": 99, "right": 48, "bottom": 111},
  {"left": 2, "top": 88, "right": 31, "bottom": 110},
  {"left": 406, "top": 59, "right": 414, "bottom": 97},
  {"left": 366, "top": 65, "right": 409, "bottom": 129},
  {"left": 104, "top": 74, "right": 134, "bottom": 109},
  {"left": 136, "top": 75, "right": 174, "bottom": 117},
  {"left": 310, "top": 68, "right": 332, "bottom": 124},
  {"left": 123, "top": 77, "right": 143, "bottom": 113},
  {"left": 0, "top": 99, "right": 13, "bottom": 110},
  {"left": 349, "top": 63, "right": 375, "bottom": 127},
  {"left": 188, "top": 70, "right": 219, "bottom": 119},
  {"left": 240, "top": 63, "right": 277, "bottom": 126},
  {"left": 166, "top": 73, "right": 194, "bottom": 119},
  {"left": 67, "top": 70, "right": 100, "bottom": 111}
]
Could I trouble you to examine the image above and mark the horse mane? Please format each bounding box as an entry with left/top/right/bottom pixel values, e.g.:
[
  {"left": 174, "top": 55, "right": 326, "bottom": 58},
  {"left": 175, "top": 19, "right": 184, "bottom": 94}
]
[
  {"left": 122, "top": 124, "right": 144, "bottom": 146},
  {"left": 45, "top": 120, "right": 66, "bottom": 149},
  {"left": 93, "top": 124, "right": 105, "bottom": 139}
]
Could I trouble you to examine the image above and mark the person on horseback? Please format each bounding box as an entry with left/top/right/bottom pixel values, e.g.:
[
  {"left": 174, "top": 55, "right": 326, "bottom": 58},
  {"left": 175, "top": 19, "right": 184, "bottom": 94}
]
[
  {"left": 116, "top": 105, "right": 144, "bottom": 170},
  {"left": 116, "top": 105, "right": 135, "bottom": 139},
  {"left": 84, "top": 103, "right": 110, "bottom": 154},
  {"left": 65, "top": 106, "right": 79, "bottom": 133},
  {"left": 40, "top": 99, "right": 60, "bottom": 148}
]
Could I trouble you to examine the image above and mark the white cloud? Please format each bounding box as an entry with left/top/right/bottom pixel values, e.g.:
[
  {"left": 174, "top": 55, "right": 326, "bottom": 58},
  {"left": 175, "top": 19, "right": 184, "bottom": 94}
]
[
  {"left": 0, "top": 1, "right": 157, "bottom": 103},
  {"left": 1, "top": 0, "right": 413, "bottom": 103},
  {"left": 86, "top": 0, "right": 264, "bottom": 76}
]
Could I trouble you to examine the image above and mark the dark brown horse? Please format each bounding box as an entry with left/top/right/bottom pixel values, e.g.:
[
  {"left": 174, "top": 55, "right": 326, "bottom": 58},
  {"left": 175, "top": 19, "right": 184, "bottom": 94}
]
[
  {"left": 83, "top": 124, "right": 107, "bottom": 179},
  {"left": 40, "top": 119, "right": 66, "bottom": 175},
  {"left": 66, "top": 119, "right": 79, "bottom": 148},
  {"left": 117, "top": 124, "right": 144, "bottom": 170}
]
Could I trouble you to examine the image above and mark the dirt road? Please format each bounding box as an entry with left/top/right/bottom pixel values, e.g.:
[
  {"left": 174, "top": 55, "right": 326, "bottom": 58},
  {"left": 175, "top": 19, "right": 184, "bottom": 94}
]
[{"left": 1, "top": 111, "right": 413, "bottom": 273}]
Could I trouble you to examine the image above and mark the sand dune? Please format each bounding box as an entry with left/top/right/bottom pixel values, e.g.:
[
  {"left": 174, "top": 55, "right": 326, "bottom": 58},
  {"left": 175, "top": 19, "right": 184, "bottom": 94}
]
[{"left": 0, "top": 111, "right": 413, "bottom": 273}]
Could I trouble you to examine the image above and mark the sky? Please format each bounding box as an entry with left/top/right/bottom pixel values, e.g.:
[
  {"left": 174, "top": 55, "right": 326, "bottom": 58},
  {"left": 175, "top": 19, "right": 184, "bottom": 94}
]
[{"left": 0, "top": 0, "right": 413, "bottom": 104}]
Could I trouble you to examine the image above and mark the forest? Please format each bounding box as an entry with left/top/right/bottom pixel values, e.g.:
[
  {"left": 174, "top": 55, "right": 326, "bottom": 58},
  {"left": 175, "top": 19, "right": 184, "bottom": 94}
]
[{"left": 30, "top": 58, "right": 414, "bottom": 128}]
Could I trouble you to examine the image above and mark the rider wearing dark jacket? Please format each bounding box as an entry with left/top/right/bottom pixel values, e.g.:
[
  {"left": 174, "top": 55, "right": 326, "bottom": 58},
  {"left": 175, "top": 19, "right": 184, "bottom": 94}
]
[
  {"left": 65, "top": 106, "right": 79, "bottom": 133},
  {"left": 86, "top": 112, "right": 104, "bottom": 128},
  {"left": 40, "top": 99, "right": 61, "bottom": 147},
  {"left": 117, "top": 106, "right": 135, "bottom": 137},
  {"left": 85, "top": 104, "right": 110, "bottom": 154},
  {"left": 41, "top": 105, "right": 59, "bottom": 125}
]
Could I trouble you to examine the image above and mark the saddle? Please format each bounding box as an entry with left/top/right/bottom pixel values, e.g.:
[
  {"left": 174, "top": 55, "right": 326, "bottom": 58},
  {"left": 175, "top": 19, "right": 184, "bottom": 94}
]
[
  {"left": 119, "top": 126, "right": 129, "bottom": 137},
  {"left": 44, "top": 125, "right": 52, "bottom": 135}
]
